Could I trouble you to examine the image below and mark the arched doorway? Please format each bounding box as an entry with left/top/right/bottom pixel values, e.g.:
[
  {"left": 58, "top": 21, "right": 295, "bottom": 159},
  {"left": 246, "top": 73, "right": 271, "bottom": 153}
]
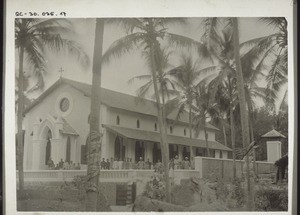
[
  {"left": 45, "top": 129, "right": 52, "bottom": 164},
  {"left": 66, "top": 136, "right": 71, "bottom": 163},
  {"left": 135, "top": 141, "right": 145, "bottom": 162}
]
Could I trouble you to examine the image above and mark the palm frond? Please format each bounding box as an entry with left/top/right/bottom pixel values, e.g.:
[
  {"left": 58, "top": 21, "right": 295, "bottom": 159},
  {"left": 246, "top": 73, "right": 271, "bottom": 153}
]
[
  {"left": 259, "top": 17, "right": 287, "bottom": 30},
  {"left": 266, "top": 53, "right": 288, "bottom": 92},
  {"left": 240, "top": 34, "right": 277, "bottom": 51},
  {"left": 278, "top": 89, "right": 288, "bottom": 111},
  {"left": 166, "top": 32, "right": 200, "bottom": 51},
  {"left": 105, "top": 18, "right": 142, "bottom": 33},
  {"left": 135, "top": 80, "right": 153, "bottom": 103},
  {"left": 24, "top": 42, "right": 45, "bottom": 70},
  {"left": 33, "top": 18, "right": 73, "bottom": 31},
  {"left": 26, "top": 70, "right": 45, "bottom": 92},
  {"left": 102, "top": 33, "right": 144, "bottom": 64},
  {"left": 159, "top": 18, "right": 188, "bottom": 26},
  {"left": 128, "top": 74, "right": 152, "bottom": 85},
  {"left": 39, "top": 32, "right": 90, "bottom": 68}
]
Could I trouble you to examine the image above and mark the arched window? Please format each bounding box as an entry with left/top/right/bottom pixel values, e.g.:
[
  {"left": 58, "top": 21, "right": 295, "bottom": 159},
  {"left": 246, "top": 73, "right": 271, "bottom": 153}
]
[
  {"left": 137, "top": 119, "right": 140, "bottom": 128},
  {"left": 45, "top": 129, "right": 52, "bottom": 165},
  {"left": 154, "top": 123, "right": 157, "bottom": 131},
  {"left": 116, "top": 115, "right": 120, "bottom": 125},
  {"left": 170, "top": 126, "right": 173, "bottom": 134},
  {"left": 184, "top": 128, "right": 186, "bottom": 136}
]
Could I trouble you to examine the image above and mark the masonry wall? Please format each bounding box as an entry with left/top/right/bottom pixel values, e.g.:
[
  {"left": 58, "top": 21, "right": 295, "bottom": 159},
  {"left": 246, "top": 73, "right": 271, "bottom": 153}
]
[{"left": 195, "top": 156, "right": 277, "bottom": 181}]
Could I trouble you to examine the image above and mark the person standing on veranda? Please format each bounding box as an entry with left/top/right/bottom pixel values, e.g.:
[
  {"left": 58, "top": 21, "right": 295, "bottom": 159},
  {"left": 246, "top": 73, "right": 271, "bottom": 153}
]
[{"left": 137, "top": 157, "right": 145, "bottom": 169}]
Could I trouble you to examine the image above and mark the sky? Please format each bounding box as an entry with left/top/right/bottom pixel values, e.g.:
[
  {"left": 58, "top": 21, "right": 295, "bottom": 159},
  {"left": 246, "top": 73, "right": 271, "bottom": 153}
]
[{"left": 21, "top": 17, "right": 285, "bottom": 110}]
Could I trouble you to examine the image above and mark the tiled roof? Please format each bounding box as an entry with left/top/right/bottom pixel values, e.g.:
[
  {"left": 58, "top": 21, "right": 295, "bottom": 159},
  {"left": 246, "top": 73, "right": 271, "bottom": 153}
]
[
  {"left": 261, "top": 129, "right": 286, "bottom": 138},
  {"left": 24, "top": 78, "right": 219, "bottom": 131},
  {"left": 104, "top": 124, "right": 232, "bottom": 151},
  {"left": 59, "top": 118, "right": 79, "bottom": 136}
]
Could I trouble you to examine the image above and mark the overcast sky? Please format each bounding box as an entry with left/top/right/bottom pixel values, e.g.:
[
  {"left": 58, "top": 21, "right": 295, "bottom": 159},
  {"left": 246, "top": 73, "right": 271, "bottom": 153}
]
[{"left": 22, "top": 17, "right": 285, "bottom": 110}]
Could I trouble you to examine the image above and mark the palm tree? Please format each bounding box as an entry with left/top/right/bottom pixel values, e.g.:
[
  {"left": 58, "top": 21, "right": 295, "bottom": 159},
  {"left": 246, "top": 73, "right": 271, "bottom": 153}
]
[
  {"left": 192, "top": 83, "right": 219, "bottom": 157},
  {"left": 198, "top": 17, "right": 254, "bottom": 210},
  {"left": 241, "top": 18, "right": 287, "bottom": 111},
  {"left": 85, "top": 18, "right": 105, "bottom": 211},
  {"left": 128, "top": 48, "right": 177, "bottom": 107},
  {"left": 198, "top": 21, "right": 241, "bottom": 178},
  {"left": 167, "top": 55, "right": 216, "bottom": 158},
  {"left": 212, "top": 77, "right": 239, "bottom": 178},
  {"left": 232, "top": 17, "right": 254, "bottom": 210},
  {"left": 102, "top": 18, "right": 194, "bottom": 202},
  {"left": 15, "top": 18, "right": 89, "bottom": 191}
]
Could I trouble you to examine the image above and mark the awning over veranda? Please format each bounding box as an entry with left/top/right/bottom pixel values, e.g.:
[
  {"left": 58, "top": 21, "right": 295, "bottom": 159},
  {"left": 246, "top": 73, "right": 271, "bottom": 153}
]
[{"left": 103, "top": 124, "right": 232, "bottom": 152}]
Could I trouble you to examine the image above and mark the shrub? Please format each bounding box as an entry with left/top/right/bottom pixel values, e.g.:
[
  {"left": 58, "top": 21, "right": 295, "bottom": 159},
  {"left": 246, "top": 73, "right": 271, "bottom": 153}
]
[
  {"left": 71, "top": 175, "right": 87, "bottom": 200},
  {"left": 171, "top": 184, "right": 195, "bottom": 206},
  {"left": 215, "top": 180, "right": 229, "bottom": 201},
  {"left": 210, "top": 178, "right": 245, "bottom": 210},
  {"left": 142, "top": 175, "right": 166, "bottom": 201},
  {"left": 231, "top": 178, "right": 245, "bottom": 206},
  {"left": 255, "top": 187, "right": 288, "bottom": 211}
]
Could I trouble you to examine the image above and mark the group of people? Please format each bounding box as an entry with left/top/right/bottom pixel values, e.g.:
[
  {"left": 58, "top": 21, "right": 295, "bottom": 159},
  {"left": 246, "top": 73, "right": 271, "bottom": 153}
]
[
  {"left": 169, "top": 155, "right": 193, "bottom": 170},
  {"left": 98, "top": 155, "right": 194, "bottom": 171},
  {"left": 47, "top": 158, "right": 81, "bottom": 170},
  {"left": 46, "top": 156, "right": 193, "bottom": 171},
  {"left": 99, "top": 157, "right": 155, "bottom": 170}
]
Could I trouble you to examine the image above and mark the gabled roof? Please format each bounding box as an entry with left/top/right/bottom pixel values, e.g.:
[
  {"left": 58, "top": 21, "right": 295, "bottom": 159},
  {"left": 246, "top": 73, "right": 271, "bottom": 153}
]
[
  {"left": 262, "top": 129, "right": 286, "bottom": 138},
  {"left": 104, "top": 125, "right": 231, "bottom": 151},
  {"left": 24, "top": 78, "right": 219, "bottom": 131},
  {"left": 60, "top": 118, "right": 79, "bottom": 136}
]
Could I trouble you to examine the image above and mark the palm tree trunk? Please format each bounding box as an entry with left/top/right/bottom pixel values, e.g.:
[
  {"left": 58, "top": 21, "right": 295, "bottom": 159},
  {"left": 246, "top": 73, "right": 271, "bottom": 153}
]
[
  {"left": 203, "top": 123, "right": 210, "bottom": 157},
  {"left": 86, "top": 18, "right": 104, "bottom": 211},
  {"left": 229, "top": 105, "right": 236, "bottom": 179},
  {"left": 249, "top": 108, "right": 257, "bottom": 177},
  {"left": 232, "top": 18, "right": 254, "bottom": 210},
  {"left": 222, "top": 124, "right": 227, "bottom": 147},
  {"left": 150, "top": 42, "right": 171, "bottom": 202},
  {"left": 189, "top": 106, "right": 193, "bottom": 158},
  {"left": 228, "top": 77, "right": 236, "bottom": 179},
  {"left": 17, "top": 46, "right": 25, "bottom": 191}
]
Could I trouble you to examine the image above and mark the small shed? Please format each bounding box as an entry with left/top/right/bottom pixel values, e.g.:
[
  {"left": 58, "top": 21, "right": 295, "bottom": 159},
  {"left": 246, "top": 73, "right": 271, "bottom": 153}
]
[{"left": 261, "top": 129, "right": 286, "bottom": 162}]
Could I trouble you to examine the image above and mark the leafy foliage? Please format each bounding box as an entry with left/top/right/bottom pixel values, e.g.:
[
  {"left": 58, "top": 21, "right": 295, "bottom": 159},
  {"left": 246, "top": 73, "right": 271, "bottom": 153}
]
[
  {"left": 255, "top": 186, "right": 288, "bottom": 211},
  {"left": 142, "top": 173, "right": 166, "bottom": 201}
]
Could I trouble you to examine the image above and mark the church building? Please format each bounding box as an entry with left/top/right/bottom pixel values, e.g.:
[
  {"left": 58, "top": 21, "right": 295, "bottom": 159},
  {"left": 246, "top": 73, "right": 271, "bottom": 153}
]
[{"left": 22, "top": 78, "right": 232, "bottom": 170}]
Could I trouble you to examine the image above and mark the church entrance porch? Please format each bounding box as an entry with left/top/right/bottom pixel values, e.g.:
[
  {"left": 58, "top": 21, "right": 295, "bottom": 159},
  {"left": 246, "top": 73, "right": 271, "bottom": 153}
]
[{"left": 28, "top": 115, "right": 79, "bottom": 170}]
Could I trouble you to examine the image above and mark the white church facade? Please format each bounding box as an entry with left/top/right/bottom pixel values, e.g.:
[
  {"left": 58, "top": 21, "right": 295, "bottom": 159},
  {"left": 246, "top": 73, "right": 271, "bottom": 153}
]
[{"left": 22, "top": 78, "right": 232, "bottom": 170}]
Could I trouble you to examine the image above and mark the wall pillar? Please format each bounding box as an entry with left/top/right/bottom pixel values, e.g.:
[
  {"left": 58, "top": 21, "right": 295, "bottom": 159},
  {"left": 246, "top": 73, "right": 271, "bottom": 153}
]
[
  {"left": 267, "top": 141, "right": 282, "bottom": 162},
  {"left": 194, "top": 156, "right": 203, "bottom": 178},
  {"left": 215, "top": 150, "right": 220, "bottom": 158},
  {"left": 30, "top": 139, "right": 47, "bottom": 170},
  {"left": 222, "top": 151, "right": 228, "bottom": 159},
  {"left": 51, "top": 138, "right": 63, "bottom": 164},
  {"left": 190, "top": 146, "right": 196, "bottom": 159},
  {"left": 101, "top": 128, "right": 108, "bottom": 159},
  {"left": 178, "top": 145, "right": 183, "bottom": 160}
]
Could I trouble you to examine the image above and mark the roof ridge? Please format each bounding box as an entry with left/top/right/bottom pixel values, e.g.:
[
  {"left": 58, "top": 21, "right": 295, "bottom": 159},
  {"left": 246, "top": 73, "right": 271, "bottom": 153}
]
[
  {"left": 24, "top": 77, "right": 219, "bottom": 131},
  {"left": 61, "top": 77, "right": 155, "bottom": 104}
]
